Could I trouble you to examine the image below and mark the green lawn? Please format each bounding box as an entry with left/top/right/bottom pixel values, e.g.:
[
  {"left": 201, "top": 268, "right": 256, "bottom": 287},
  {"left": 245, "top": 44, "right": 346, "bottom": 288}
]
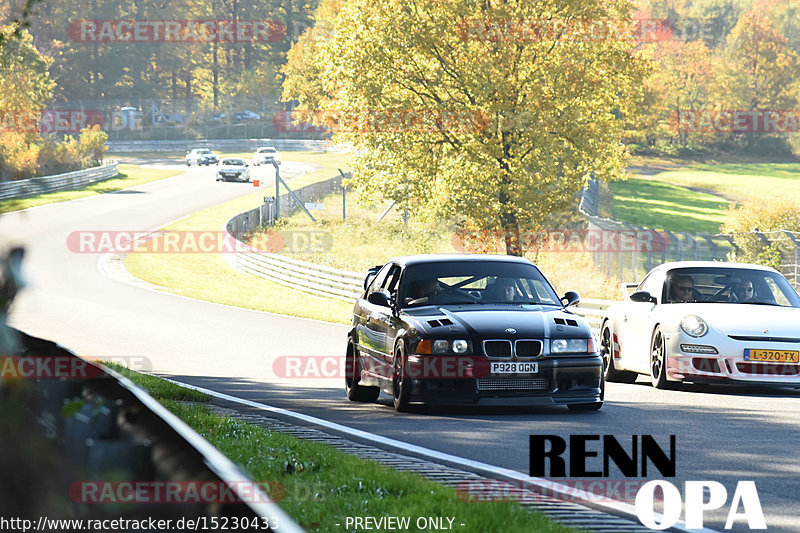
[
  {"left": 642, "top": 163, "right": 800, "bottom": 202},
  {"left": 0, "top": 164, "right": 182, "bottom": 213},
  {"left": 610, "top": 161, "right": 800, "bottom": 233},
  {"left": 609, "top": 177, "right": 730, "bottom": 234}
]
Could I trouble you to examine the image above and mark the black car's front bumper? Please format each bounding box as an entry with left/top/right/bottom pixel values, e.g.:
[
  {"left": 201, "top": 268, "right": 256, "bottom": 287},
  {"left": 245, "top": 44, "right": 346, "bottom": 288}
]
[{"left": 405, "top": 355, "right": 603, "bottom": 406}]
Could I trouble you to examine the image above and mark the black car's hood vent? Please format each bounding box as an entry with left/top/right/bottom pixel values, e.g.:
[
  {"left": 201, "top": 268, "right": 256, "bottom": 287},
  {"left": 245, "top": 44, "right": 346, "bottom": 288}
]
[
  {"left": 554, "top": 317, "right": 579, "bottom": 327},
  {"left": 427, "top": 318, "right": 453, "bottom": 328}
]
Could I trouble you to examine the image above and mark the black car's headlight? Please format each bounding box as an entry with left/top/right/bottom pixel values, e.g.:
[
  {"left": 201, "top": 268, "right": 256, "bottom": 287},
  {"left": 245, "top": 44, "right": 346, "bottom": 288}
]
[
  {"left": 550, "top": 338, "right": 596, "bottom": 354},
  {"left": 416, "top": 339, "right": 472, "bottom": 355}
]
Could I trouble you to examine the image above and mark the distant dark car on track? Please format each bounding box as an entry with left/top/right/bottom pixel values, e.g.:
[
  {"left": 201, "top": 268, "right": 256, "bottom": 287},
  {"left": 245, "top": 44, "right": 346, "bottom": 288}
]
[
  {"left": 345, "top": 254, "right": 603, "bottom": 411},
  {"left": 234, "top": 110, "right": 261, "bottom": 121}
]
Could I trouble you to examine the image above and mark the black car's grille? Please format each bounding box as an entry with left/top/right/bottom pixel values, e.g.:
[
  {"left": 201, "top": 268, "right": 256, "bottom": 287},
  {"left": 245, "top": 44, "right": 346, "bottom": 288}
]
[
  {"left": 516, "top": 340, "right": 542, "bottom": 357},
  {"left": 482, "top": 339, "right": 542, "bottom": 358},
  {"left": 477, "top": 377, "right": 548, "bottom": 391},
  {"left": 483, "top": 340, "right": 512, "bottom": 358}
]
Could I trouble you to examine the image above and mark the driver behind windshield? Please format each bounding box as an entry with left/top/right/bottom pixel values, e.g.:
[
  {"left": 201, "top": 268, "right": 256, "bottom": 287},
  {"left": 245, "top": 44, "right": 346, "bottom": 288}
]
[
  {"left": 405, "top": 279, "right": 440, "bottom": 306},
  {"left": 484, "top": 278, "right": 519, "bottom": 302},
  {"left": 668, "top": 274, "right": 696, "bottom": 303},
  {"left": 731, "top": 277, "right": 755, "bottom": 302}
]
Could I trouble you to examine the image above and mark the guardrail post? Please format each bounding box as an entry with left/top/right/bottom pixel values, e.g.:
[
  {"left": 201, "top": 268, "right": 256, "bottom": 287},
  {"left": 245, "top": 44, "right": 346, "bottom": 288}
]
[{"left": 339, "top": 169, "right": 348, "bottom": 221}]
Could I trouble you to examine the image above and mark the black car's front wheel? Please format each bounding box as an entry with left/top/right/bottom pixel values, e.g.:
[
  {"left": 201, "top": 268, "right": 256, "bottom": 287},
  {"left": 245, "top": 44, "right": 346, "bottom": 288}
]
[
  {"left": 392, "top": 342, "right": 412, "bottom": 412},
  {"left": 345, "top": 339, "right": 379, "bottom": 402}
]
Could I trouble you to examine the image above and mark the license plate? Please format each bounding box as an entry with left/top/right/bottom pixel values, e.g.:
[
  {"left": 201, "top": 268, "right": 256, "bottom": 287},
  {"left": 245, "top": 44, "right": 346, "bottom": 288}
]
[
  {"left": 744, "top": 349, "right": 799, "bottom": 363},
  {"left": 490, "top": 362, "right": 538, "bottom": 374}
]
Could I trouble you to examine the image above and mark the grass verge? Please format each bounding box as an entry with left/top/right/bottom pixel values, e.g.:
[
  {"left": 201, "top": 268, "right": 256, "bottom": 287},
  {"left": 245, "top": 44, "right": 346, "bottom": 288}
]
[
  {"left": 0, "top": 164, "right": 182, "bottom": 213},
  {"left": 110, "top": 363, "right": 577, "bottom": 533}
]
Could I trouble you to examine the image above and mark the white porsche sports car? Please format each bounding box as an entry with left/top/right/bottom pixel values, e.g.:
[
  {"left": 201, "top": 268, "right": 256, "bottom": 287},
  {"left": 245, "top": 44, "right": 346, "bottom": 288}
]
[{"left": 600, "top": 261, "right": 800, "bottom": 388}]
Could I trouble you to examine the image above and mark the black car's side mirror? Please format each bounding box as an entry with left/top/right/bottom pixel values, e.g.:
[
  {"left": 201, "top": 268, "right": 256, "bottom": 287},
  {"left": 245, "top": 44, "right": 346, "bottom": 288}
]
[
  {"left": 630, "top": 290, "right": 657, "bottom": 304},
  {"left": 363, "top": 265, "right": 382, "bottom": 290},
  {"left": 561, "top": 291, "right": 580, "bottom": 307},
  {"left": 367, "top": 289, "right": 394, "bottom": 309}
]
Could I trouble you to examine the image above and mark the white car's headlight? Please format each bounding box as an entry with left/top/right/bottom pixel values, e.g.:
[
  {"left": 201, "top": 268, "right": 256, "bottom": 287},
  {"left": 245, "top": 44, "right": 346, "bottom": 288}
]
[{"left": 680, "top": 315, "right": 708, "bottom": 337}]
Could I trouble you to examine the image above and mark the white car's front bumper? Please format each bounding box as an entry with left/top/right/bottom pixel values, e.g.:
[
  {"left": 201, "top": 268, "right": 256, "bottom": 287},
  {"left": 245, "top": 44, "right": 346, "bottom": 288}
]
[{"left": 664, "top": 331, "right": 800, "bottom": 385}]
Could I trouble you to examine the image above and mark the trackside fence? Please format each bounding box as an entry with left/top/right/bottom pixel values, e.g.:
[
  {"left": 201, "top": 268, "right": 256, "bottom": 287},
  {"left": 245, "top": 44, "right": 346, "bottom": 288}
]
[
  {"left": 106, "top": 139, "right": 342, "bottom": 152},
  {"left": 0, "top": 162, "right": 118, "bottom": 201},
  {"left": 225, "top": 172, "right": 363, "bottom": 302}
]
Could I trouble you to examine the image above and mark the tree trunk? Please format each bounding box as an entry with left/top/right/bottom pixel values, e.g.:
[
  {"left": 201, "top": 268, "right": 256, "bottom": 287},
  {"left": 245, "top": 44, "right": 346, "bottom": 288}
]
[{"left": 501, "top": 214, "right": 522, "bottom": 257}]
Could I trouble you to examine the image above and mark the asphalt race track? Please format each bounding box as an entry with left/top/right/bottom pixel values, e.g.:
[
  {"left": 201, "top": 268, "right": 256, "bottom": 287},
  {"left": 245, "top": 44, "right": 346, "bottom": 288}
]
[{"left": 3, "top": 160, "right": 799, "bottom": 532}]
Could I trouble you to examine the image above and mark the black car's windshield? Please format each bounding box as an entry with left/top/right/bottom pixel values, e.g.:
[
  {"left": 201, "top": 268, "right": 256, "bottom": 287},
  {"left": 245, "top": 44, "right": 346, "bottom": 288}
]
[
  {"left": 664, "top": 267, "right": 800, "bottom": 307},
  {"left": 400, "top": 261, "right": 560, "bottom": 307}
]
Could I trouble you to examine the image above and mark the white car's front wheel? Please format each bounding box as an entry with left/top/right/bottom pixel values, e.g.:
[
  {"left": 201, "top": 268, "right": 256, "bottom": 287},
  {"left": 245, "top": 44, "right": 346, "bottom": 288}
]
[
  {"left": 600, "top": 323, "right": 638, "bottom": 383},
  {"left": 650, "top": 327, "right": 675, "bottom": 389}
]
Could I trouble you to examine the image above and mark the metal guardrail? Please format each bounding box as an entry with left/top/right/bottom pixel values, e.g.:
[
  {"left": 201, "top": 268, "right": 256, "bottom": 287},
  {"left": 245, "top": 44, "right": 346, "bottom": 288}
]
[
  {"left": 224, "top": 208, "right": 615, "bottom": 315},
  {"left": 233, "top": 250, "right": 363, "bottom": 302},
  {"left": 0, "top": 328, "right": 302, "bottom": 531},
  {"left": 106, "top": 139, "right": 343, "bottom": 153},
  {"left": 0, "top": 162, "right": 118, "bottom": 201},
  {"left": 571, "top": 298, "right": 610, "bottom": 331}
]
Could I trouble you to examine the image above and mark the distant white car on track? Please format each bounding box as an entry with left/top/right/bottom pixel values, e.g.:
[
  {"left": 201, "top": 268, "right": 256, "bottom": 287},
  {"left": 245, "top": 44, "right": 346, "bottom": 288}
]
[
  {"left": 252, "top": 146, "right": 281, "bottom": 166},
  {"left": 185, "top": 148, "right": 219, "bottom": 166},
  {"left": 215, "top": 158, "right": 251, "bottom": 182},
  {"left": 600, "top": 261, "right": 800, "bottom": 389}
]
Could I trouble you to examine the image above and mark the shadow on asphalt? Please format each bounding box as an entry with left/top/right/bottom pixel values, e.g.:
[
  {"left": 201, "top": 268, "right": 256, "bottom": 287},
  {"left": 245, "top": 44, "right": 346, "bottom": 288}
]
[{"left": 627, "top": 377, "right": 800, "bottom": 398}]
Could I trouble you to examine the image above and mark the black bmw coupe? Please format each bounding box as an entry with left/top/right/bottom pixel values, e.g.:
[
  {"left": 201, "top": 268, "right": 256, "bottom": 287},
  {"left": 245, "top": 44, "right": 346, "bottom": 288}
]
[{"left": 345, "top": 254, "right": 603, "bottom": 411}]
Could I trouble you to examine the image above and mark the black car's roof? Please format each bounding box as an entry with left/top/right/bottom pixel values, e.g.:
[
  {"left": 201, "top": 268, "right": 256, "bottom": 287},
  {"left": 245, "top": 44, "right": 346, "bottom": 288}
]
[{"left": 385, "top": 254, "right": 537, "bottom": 268}]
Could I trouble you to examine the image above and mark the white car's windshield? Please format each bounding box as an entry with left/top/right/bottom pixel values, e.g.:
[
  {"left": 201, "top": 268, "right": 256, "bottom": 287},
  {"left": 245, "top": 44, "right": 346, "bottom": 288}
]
[
  {"left": 221, "top": 159, "right": 245, "bottom": 166},
  {"left": 663, "top": 267, "right": 800, "bottom": 307}
]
